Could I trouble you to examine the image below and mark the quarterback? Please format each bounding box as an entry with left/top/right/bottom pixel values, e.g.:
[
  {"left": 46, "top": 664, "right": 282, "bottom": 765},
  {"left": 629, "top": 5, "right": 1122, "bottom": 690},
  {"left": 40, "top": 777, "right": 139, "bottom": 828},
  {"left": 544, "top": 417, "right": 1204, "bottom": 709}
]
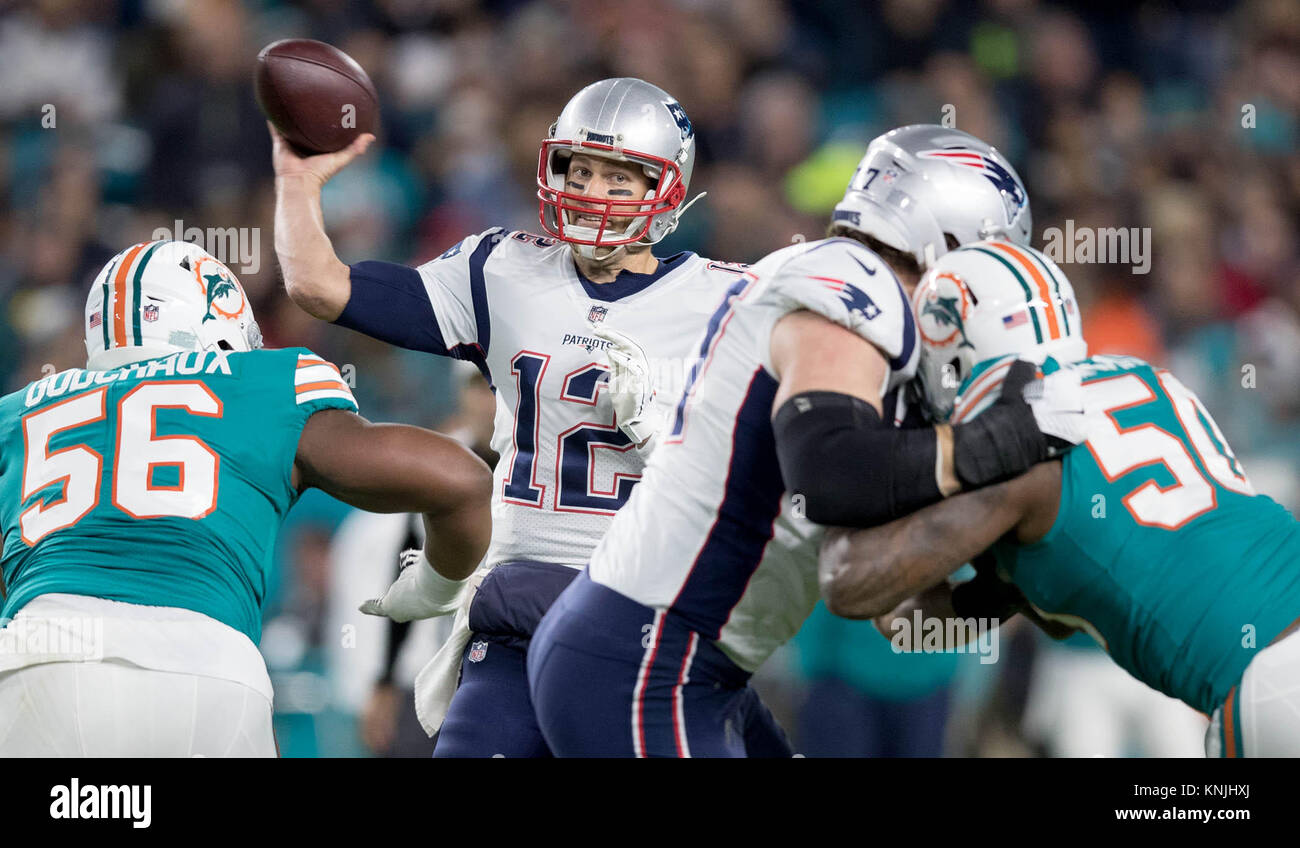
[
  {"left": 273, "top": 78, "right": 790, "bottom": 756},
  {"left": 819, "top": 243, "right": 1300, "bottom": 758},
  {"left": 0, "top": 240, "right": 492, "bottom": 757},
  {"left": 527, "top": 126, "right": 1083, "bottom": 756}
]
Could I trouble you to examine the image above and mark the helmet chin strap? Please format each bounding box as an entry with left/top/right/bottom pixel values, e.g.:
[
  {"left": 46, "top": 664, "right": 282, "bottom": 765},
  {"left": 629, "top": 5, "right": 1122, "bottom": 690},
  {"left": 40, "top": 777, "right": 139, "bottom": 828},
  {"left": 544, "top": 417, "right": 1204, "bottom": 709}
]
[
  {"left": 571, "top": 241, "right": 630, "bottom": 264},
  {"left": 673, "top": 191, "right": 706, "bottom": 222}
]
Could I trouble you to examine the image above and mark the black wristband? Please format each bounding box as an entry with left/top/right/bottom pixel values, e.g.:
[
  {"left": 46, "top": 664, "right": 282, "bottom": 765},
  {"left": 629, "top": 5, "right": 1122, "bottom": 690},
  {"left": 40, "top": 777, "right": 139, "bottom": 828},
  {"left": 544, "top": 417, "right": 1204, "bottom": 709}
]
[{"left": 952, "top": 360, "right": 1048, "bottom": 489}]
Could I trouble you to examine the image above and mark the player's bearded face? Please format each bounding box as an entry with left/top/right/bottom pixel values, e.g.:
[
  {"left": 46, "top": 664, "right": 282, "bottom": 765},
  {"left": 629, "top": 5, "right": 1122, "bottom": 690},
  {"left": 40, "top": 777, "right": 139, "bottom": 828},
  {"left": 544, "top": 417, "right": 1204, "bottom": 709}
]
[{"left": 564, "top": 154, "right": 653, "bottom": 238}]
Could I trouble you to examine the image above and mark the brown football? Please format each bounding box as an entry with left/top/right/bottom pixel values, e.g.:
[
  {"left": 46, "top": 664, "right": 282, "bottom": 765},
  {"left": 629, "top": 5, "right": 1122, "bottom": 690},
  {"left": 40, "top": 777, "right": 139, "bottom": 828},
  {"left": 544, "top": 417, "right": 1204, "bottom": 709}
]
[{"left": 255, "top": 38, "right": 379, "bottom": 155}]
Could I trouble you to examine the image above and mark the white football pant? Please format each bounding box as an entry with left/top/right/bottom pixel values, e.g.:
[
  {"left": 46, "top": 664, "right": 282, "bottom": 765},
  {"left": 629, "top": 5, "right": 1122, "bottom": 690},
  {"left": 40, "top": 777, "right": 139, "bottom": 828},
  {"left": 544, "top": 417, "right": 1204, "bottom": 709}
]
[{"left": 0, "top": 660, "right": 275, "bottom": 757}]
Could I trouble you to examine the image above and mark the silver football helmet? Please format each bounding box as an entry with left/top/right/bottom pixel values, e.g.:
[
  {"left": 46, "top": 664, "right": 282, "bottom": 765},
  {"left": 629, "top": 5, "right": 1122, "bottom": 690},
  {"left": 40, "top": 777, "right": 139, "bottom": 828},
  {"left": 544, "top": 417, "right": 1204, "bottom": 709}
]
[
  {"left": 538, "top": 78, "right": 699, "bottom": 262},
  {"left": 830, "top": 125, "right": 1032, "bottom": 270}
]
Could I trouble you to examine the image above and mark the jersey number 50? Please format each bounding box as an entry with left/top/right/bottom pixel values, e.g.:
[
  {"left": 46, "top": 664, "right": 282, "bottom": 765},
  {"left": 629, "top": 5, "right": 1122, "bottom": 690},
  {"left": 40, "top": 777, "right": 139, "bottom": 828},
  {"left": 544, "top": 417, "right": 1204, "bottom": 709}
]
[
  {"left": 20, "top": 382, "right": 221, "bottom": 545},
  {"left": 1083, "top": 372, "right": 1253, "bottom": 531}
]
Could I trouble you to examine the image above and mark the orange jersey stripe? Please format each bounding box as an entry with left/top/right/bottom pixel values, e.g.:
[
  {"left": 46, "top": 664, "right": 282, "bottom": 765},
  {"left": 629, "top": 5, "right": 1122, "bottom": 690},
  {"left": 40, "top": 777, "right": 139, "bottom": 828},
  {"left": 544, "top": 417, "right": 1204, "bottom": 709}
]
[
  {"left": 988, "top": 242, "right": 1061, "bottom": 341},
  {"left": 112, "top": 242, "right": 148, "bottom": 348},
  {"left": 295, "top": 380, "right": 350, "bottom": 394},
  {"left": 296, "top": 359, "right": 341, "bottom": 376}
]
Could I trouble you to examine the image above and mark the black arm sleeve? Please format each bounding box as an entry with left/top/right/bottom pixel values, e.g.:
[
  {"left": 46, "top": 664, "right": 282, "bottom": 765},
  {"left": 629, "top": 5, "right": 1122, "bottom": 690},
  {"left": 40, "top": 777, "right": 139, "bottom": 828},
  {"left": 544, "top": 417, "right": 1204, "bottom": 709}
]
[
  {"left": 773, "top": 391, "right": 943, "bottom": 528},
  {"left": 951, "top": 359, "right": 1051, "bottom": 488},
  {"left": 335, "top": 261, "right": 452, "bottom": 355}
]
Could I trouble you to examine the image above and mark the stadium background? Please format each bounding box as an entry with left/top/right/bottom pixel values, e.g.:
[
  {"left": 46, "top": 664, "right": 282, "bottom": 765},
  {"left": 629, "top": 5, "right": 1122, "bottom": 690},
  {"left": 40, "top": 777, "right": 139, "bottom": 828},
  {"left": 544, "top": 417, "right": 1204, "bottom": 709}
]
[{"left": 1, "top": 0, "right": 1296, "bottom": 756}]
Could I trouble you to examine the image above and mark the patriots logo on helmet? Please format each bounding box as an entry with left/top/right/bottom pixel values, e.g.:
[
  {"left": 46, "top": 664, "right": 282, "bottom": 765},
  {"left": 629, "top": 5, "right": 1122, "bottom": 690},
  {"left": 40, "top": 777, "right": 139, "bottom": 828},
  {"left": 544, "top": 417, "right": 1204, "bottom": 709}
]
[
  {"left": 917, "top": 147, "right": 1026, "bottom": 223},
  {"left": 665, "top": 100, "right": 692, "bottom": 142}
]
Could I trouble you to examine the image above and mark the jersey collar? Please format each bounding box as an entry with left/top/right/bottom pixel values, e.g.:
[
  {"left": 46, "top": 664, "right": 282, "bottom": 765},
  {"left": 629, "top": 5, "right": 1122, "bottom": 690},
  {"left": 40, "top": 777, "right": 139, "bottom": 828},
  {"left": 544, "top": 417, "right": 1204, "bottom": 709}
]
[{"left": 573, "top": 252, "right": 694, "bottom": 302}]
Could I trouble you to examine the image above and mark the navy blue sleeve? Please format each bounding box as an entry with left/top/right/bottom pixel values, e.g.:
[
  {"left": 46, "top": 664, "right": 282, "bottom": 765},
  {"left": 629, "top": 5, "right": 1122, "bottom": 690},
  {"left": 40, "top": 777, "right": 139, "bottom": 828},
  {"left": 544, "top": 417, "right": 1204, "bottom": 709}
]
[{"left": 335, "top": 261, "right": 451, "bottom": 355}]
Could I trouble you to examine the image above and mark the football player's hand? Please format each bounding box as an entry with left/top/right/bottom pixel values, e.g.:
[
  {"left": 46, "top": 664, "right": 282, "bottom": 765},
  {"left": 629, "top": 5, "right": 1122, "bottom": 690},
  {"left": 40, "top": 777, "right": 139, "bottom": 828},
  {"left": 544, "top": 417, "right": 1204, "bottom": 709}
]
[
  {"left": 953, "top": 359, "right": 1062, "bottom": 488},
  {"left": 590, "top": 323, "right": 659, "bottom": 448},
  {"left": 1022, "top": 365, "right": 1087, "bottom": 456},
  {"left": 269, "top": 121, "right": 374, "bottom": 187},
  {"left": 360, "top": 549, "right": 466, "bottom": 623}
]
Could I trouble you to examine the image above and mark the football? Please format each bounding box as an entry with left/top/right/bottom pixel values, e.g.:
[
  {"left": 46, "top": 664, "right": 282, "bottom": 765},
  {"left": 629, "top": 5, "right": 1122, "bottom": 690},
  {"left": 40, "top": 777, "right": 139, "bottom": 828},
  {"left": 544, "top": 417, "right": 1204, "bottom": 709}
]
[{"left": 255, "top": 38, "right": 379, "bottom": 155}]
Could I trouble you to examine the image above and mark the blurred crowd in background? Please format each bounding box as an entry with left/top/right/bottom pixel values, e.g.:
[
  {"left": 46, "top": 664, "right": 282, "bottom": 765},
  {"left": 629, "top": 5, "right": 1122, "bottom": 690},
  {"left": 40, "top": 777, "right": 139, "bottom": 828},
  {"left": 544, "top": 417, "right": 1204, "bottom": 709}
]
[{"left": 1, "top": 0, "right": 1296, "bottom": 756}]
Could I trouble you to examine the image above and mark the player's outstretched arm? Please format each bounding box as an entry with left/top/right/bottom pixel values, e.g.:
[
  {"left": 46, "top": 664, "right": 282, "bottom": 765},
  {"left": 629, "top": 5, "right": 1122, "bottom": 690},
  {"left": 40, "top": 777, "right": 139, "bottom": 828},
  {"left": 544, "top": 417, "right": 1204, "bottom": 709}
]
[
  {"left": 270, "top": 123, "right": 374, "bottom": 321},
  {"left": 817, "top": 461, "right": 1059, "bottom": 619},
  {"left": 771, "top": 311, "right": 1065, "bottom": 528},
  {"left": 293, "top": 409, "right": 492, "bottom": 581}
]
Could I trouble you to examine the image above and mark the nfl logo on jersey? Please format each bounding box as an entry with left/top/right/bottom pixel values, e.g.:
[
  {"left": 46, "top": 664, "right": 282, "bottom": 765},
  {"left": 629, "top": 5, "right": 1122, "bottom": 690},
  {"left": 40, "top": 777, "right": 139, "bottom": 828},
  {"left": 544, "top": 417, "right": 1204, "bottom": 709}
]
[
  {"left": 468, "top": 641, "right": 489, "bottom": 663},
  {"left": 588, "top": 305, "right": 608, "bottom": 324},
  {"left": 143, "top": 304, "right": 159, "bottom": 323}
]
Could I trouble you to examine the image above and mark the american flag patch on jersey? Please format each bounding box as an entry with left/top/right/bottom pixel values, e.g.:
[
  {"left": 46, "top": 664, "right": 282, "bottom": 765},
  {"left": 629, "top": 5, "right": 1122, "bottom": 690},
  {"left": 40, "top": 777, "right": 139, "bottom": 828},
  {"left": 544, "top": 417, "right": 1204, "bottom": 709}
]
[{"left": 88, "top": 311, "right": 102, "bottom": 329}]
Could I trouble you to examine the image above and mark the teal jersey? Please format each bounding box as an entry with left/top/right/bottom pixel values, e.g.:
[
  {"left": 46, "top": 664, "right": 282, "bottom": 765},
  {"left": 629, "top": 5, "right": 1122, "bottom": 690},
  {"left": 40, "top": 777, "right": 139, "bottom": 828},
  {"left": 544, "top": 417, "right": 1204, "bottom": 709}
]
[
  {"left": 991, "top": 355, "right": 1300, "bottom": 714},
  {"left": 0, "top": 348, "right": 358, "bottom": 643}
]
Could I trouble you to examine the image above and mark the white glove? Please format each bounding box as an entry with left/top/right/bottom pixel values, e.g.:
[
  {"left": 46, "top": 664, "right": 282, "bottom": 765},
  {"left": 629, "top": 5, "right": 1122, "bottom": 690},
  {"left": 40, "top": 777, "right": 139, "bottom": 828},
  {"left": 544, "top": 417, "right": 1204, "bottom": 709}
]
[
  {"left": 590, "top": 323, "right": 660, "bottom": 448},
  {"left": 1022, "top": 366, "right": 1089, "bottom": 454},
  {"left": 359, "top": 549, "right": 468, "bottom": 622}
]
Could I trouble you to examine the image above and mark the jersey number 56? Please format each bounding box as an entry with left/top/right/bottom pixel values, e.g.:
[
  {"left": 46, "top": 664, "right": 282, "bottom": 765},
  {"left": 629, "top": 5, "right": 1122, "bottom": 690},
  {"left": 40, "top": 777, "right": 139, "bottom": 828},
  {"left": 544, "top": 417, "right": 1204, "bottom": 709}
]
[{"left": 20, "top": 382, "right": 221, "bottom": 545}]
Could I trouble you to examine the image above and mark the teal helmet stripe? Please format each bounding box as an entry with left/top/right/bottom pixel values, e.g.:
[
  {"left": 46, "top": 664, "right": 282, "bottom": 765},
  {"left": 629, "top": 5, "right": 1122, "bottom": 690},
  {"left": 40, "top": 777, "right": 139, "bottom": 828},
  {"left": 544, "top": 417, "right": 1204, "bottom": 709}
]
[
  {"left": 963, "top": 245, "right": 1044, "bottom": 344},
  {"left": 130, "top": 241, "right": 164, "bottom": 346},
  {"left": 1020, "top": 245, "right": 1071, "bottom": 336},
  {"left": 100, "top": 253, "right": 124, "bottom": 350}
]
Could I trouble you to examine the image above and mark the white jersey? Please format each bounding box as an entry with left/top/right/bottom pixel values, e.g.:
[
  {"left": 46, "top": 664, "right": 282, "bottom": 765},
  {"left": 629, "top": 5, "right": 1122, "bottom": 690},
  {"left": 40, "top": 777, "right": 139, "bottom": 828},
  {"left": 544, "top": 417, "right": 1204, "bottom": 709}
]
[
  {"left": 409, "top": 228, "right": 746, "bottom": 569},
  {"left": 586, "top": 237, "right": 919, "bottom": 672}
]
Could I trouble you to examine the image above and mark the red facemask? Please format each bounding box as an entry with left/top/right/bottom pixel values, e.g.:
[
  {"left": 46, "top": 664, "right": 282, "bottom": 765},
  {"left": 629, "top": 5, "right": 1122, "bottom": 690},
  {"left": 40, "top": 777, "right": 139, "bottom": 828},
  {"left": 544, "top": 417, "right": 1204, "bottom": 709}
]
[{"left": 537, "top": 140, "right": 687, "bottom": 248}]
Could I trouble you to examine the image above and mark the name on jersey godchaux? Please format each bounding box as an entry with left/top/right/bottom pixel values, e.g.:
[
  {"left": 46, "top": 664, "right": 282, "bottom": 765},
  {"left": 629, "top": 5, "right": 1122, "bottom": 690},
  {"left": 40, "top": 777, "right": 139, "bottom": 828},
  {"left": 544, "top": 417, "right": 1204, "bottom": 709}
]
[{"left": 24, "top": 350, "right": 234, "bottom": 408}]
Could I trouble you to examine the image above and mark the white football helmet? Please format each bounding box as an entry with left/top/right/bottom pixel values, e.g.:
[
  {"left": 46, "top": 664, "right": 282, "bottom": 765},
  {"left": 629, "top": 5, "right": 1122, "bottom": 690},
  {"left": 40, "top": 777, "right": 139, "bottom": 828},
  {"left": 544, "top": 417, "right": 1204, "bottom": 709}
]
[
  {"left": 85, "top": 240, "right": 263, "bottom": 370},
  {"left": 537, "top": 78, "right": 699, "bottom": 262},
  {"left": 831, "top": 125, "right": 1032, "bottom": 270},
  {"left": 912, "top": 241, "right": 1085, "bottom": 422}
]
